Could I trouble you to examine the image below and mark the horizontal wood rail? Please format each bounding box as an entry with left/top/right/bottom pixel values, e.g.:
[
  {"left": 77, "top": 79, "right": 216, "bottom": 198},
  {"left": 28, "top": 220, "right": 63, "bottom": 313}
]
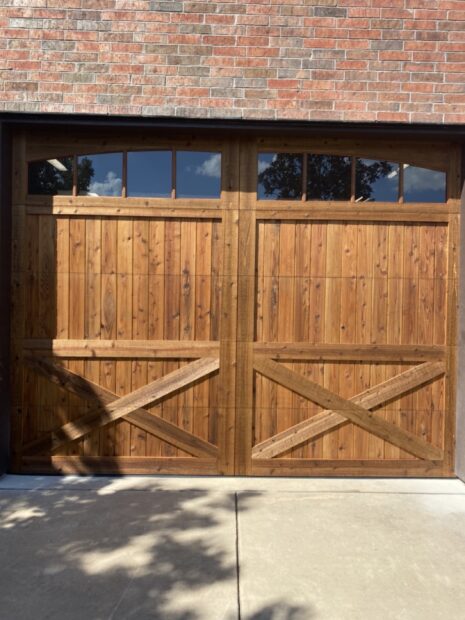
[
  {"left": 25, "top": 204, "right": 223, "bottom": 219},
  {"left": 23, "top": 339, "right": 220, "bottom": 359},
  {"left": 256, "top": 207, "right": 453, "bottom": 223},
  {"left": 253, "top": 357, "right": 444, "bottom": 461},
  {"left": 25, "top": 196, "right": 223, "bottom": 209},
  {"left": 253, "top": 343, "right": 446, "bottom": 362},
  {"left": 252, "top": 360, "right": 446, "bottom": 459},
  {"left": 250, "top": 459, "right": 445, "bottom": 478},
  {"left": 21, "top": 456, "right": 220, "bottom": 476},
  {"left": 24, "top": 355, "right": 220, "bottom": 455}
]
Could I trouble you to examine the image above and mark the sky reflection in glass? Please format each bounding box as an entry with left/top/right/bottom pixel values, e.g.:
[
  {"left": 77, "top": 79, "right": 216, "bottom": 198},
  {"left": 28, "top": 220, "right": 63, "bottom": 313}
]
[
  {"left": 127, "top": 150, "right": 172, "bottom": 197},
  {"left": 176, "top": 151, "right": 221, "bottom": 198},
  {"left": 78, "top": 152, "right": 123, "bottom": 196},
  {"left": 355, "top": 159, "right": 399, "bottom": 202},
  {"left": 404, "top": 165, "right": 446, "bottom": 203}
]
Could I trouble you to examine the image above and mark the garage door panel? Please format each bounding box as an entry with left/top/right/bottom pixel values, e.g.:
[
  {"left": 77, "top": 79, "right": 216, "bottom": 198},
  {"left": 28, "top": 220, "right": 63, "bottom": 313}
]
[
  {"left": 16, "top": 210, "right": 226, "bottom": 472},
  {"left": 11, "top": 134, "right": 458, "bottom": 476},
  {"left": 253, "top": 360, "right": 445, "bottom": 460},
  {"left": 256, "top": 220, "right": 448, "bottom": 347}
]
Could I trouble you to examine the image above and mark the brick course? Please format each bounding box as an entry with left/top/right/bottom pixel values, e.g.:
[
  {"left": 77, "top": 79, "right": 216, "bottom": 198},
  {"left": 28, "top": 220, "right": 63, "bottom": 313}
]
[{"left": 1, "top": 0, "right": 465, "bottom": 123}]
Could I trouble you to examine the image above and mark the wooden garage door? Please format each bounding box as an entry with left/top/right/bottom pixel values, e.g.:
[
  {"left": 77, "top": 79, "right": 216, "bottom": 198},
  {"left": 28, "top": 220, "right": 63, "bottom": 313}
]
[{"left": 10, "top": 130, "right": 460, "bottom": 476}]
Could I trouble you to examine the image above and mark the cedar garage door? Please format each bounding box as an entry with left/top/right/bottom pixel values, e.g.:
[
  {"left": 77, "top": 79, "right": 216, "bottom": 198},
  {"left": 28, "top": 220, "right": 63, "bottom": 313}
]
[{"left": 10, "top": 129, "right": 460, "bottom": 476}]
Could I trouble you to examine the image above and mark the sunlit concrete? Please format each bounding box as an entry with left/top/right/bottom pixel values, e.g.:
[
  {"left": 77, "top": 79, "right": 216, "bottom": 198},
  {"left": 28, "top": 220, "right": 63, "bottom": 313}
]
[
  {"left": 1, "top": 475, "right": 465, "bottom": 619},
  {"left": 238, "top": 482, "right": 465, "bottom": 620}
]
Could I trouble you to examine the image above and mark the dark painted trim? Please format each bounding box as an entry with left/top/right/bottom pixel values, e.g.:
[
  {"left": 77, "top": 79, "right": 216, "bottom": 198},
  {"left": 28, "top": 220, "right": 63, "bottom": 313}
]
[
  {"left": 0, "top": 124, "right": 12, "bottom": 475},
  {"left": 1, "top": 112, "right": 465, "bottom": 140}
]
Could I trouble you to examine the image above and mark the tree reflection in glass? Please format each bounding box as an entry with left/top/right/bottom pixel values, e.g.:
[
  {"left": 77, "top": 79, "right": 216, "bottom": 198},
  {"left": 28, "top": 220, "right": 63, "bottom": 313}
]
[
  {"left": 355, "top": 159, "right": 398, "bottom": 202},
  {"left": 28, "top": 157, "right": 74, "bottom": 195},
  {"left": 257, "top": 153, "right": 303, "bottom": 200},
  {"left": 307, "top": 155, "right": 351, "bottom": 200},
  {"left": 78, "top": 153, "right": 122, "bottom": 196}
]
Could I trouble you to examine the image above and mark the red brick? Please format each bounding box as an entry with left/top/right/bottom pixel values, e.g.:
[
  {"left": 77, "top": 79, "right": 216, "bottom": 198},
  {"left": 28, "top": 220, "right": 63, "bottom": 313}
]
[
  {"left": 0, "top": 3, "right": 463, "bottom": 123},
  {"left": 268, "top": 79, "right": 299, "bottom": 89}
]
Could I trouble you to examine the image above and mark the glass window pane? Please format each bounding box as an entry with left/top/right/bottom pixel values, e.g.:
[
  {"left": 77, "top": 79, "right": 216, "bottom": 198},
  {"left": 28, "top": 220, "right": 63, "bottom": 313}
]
[
  {"left": 307, "top": 155, "right": 351, "bottom": 201},
  {"left": 28, "top": 157, "right": 73, "bottom": 195},
  {"left": 127, "top": 150, "right": 172, "bottom": 197},
  {"left": 77, "top": 152, "right": 123, "bottom": 197},
  {"left": 176, "top": 151, "right": 221, "bottom": 198},
  {"left": 257, "top": 153, "right": 302, "bottom": 200},
  {"left": 355, "top": 159, "right": 399, "bottom": 202},
  {"left": 404, "top": 165, "right": 446, "bottom": 203}
]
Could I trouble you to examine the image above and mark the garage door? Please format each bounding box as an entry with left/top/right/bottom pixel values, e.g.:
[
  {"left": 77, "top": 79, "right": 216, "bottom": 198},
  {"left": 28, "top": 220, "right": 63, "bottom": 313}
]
[{"left": 10, "top": 129, "right": 460, "bottom": 476}]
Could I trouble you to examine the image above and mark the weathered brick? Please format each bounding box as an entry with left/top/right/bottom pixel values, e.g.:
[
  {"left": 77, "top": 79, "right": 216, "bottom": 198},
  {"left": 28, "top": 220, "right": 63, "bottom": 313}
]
[
  {"left": 0, "top": 1, "right": 462, "bottom": 123},
  {"left": 314, "top": 7, "right": 347, "bottom": 18},
  {"left": 150, "top": 2, "right": 183, "bottom": 11}
]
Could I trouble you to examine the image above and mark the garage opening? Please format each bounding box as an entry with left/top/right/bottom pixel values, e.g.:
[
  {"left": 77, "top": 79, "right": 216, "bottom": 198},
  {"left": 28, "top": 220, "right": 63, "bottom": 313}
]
[{"left": 10, "top": 128, "right": 460, "bottom": 476}]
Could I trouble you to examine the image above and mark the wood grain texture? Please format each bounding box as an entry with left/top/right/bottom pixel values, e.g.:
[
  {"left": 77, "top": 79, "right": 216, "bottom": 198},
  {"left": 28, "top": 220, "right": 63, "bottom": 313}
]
[
  {"left": 234, "top": 139, "right": 257, "bottom": 475},
  {"left": 254, "top": 357, "right": 443, "bottom": 460},
  {"left": 252, "top": 361, "right": 446, "bottom": 458},
  {"left": 21, "top": 456, "right": 218, "bottom": 475},
  {"left": 48, "top": 357, "right": 219, "bottom": 449},
  {"left": 11, "top": 131, "right": 458, "bottom": 476},
  {"left": 23, "top": 339, "right": 220, "bottom": 358},
  {"left": 217, "top": 139, "right": 240, "bottom": 474},
  {"left": 23, "top": 357, "right": 218, "bottom": 458},
  {"left": 24, "top": 358, "right": 219, "bottom": 452}
]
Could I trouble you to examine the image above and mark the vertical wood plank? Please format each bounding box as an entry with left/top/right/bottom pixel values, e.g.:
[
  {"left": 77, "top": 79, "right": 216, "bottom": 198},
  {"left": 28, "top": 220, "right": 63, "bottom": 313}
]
[
  {"left": 131, "top": 218, "right": 149, "bottom": 457},
  {"left": 323, "top": 222, "right": 342, "bottom": 459},
  {"left": 235, "top": 140, "right": 256, "bottom": 475},
  {"left": 293, "top": 222, "right": 311, "bottom": 458},
  {"left": 443, "top": 143, "right": 461, "bottom": 473},
  {"left": 194, "top": 219, "right": 212, "bottom": 446},
  {"left": 100, "top": 217, "right": 117, "bottom": 456},
  {"left": 217, "top": 141, "right": 240, "bottom": 473},
  {"left": 163, "top": 219, "right": 181, "bottom": 456},
  {"left": 369, "top": 223, "right": 388, "bottom": 459},
  {"left": 115, "top": 218, "right": 133, "bottom": 457},
  {"left": 178, "top": 220, "right": 196, "bottom": 449},
  {"left": 338, "top": 222, "right": 357, "bottom": 459},
  {"left": 416, "top": 224, "right": 436, "bottom": 448},
  {"left": 445, "top": 214, "right": 459, "bottom": 473},
  {"left": 400, "top": 223, "right": 420, "bottom": 459},
  {"left": 432, "top": 224, "right": 448, "bottom": 452},
  {"left": 385, "top": 223, "right": 403, "bottom": 459},
  {"left": 83, "top": 217, "right": 101, "bottom": 456},
  {"left": 354, "top": 222, "right": 373, "bottom": 458},
  {"left": 277, "top": 222, "right": 295, "bottom": 443},
  {"left": 147, "top": 219, "right": 165, "bottom": 457},
  {"left": 68, "top": 217, "right": 86, "bottom": 455},
  {"left": 261, "top": 220, "right": 280, "bottom": 446}
]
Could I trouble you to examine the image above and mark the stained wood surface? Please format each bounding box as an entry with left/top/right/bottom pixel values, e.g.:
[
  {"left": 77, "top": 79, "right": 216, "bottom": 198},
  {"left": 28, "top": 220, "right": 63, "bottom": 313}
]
[
  {"left": 24, "top": 356, "right": 219, "bottom": 458},
  {"left": 23, "top": 339, "right": 220, "bottom": 358},
  {"left": 252, "top": 361, "right": 446, "bottom": 459},
  {"left": 10, "top": 130, "right": 459, "bottom": 476}
]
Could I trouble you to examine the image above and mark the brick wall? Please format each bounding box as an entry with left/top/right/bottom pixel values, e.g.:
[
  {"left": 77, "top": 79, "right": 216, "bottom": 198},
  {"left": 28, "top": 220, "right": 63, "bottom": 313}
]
[{"left": 1, "top": 0, "right": 465, "bottom": 123}]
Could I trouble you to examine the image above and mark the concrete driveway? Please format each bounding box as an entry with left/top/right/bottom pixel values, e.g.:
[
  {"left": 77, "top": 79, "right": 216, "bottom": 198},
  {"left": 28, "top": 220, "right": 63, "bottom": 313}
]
[{"left": 1, "top": 475, "right": 465, "bottom": 619}]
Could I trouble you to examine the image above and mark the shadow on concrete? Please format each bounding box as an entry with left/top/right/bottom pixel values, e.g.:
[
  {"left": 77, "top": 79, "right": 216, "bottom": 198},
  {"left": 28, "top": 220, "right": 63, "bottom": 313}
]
[
  {"left": 0, "top": 478, "right": 313, "bottom": 620},
  {"left": 247, "top": 602, "right": 315, "bottom": 620}
]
